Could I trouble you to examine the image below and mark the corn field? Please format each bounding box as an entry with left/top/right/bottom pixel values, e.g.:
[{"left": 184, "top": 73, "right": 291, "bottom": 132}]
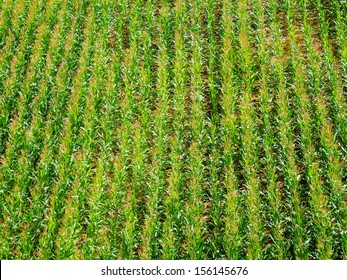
[{"left": 0, "top": 0, "right": 346, "bottom": 260}]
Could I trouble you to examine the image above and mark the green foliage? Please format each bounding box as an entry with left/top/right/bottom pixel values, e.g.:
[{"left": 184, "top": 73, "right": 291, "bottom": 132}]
[{"left": 0, "top": 0, "right": 346, "bottom": 260}]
